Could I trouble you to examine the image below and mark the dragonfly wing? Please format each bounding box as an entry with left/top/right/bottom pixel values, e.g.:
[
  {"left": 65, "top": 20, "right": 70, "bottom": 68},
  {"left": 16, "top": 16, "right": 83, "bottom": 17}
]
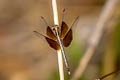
[
  {"left": 62, "top": 16, "right": 79, "bottom": 47},
  {"left": 63, "top": 29, "right": 73, "bottom": 47},
  {"left": 60, "top": 21, "right": 69, "bottom": 38},
  {"left": 33, "top": 31, "right": 59, "bottom": 50},
  {"left": 33, "top": 31, "right": 47, "bottom": 39},
  {"left": 46, "top": 26, "right": 56, "bottom": 40},
  {"left": 45, "top": 37, "right": 60, "bottom": 50}
]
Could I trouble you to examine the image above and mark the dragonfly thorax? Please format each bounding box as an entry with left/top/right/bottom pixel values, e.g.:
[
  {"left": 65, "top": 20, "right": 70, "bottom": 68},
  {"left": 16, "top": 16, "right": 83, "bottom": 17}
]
[{"left": 52, "top": 25, "right": 60, "bottom": 36}]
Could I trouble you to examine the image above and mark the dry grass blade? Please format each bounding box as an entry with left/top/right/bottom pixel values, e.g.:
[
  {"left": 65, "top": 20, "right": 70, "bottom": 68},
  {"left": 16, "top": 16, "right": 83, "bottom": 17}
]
[{"left": 71, "top": 0, "right": 119, "bottom": 80}]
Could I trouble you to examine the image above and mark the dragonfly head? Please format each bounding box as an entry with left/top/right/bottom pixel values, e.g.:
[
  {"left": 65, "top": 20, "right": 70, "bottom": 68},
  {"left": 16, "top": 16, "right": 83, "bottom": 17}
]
[{"left": 52, "top": 25, "right": 60, "bottom": 35}]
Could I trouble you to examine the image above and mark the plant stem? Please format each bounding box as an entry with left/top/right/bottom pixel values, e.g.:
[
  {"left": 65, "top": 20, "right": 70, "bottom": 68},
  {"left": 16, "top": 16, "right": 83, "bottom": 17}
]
[{"left": 52, "top": 0, "right": 64, "bottom": 80}]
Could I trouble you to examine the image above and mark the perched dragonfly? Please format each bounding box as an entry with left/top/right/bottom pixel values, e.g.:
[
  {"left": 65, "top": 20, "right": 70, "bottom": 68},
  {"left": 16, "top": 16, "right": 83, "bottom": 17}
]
[{"left": 33, "top": 9, "right": 79, "bottom": 75}]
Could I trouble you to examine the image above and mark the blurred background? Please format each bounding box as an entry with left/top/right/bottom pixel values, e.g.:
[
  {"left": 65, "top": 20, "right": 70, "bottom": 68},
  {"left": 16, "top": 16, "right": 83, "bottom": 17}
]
[{"left": 0, "top": 0, "right": 120, "bottom": 80}]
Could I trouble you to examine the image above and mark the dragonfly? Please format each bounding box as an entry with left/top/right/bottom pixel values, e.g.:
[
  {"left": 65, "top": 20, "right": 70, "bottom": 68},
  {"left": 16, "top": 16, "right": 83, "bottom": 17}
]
[{"left": 33, "top": 9, "right": 79, "bottom": 75}]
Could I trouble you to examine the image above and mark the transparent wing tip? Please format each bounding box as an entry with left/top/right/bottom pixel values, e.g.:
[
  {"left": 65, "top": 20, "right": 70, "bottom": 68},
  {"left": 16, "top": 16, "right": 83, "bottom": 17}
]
[{"left": 68, "top": 71, "right": 71, "bottom": 75}]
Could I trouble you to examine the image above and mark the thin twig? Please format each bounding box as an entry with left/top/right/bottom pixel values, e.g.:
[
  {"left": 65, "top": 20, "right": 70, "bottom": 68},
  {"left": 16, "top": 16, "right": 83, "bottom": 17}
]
[
  {"left": 71, "top": 0, "right": 119, "bottom": 80},
  {"left": 57, "top": 50, "right": 64, "bottom": 80},
  {"left": 52, "top": 0, "right": 64, "bottom": 80},
  {"left": 96, "top": 69, "right": 120, "bottom": 80}
]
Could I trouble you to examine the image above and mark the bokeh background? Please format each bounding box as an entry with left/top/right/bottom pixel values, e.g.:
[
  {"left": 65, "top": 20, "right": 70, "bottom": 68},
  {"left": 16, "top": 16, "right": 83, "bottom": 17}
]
[{"left": 0, "top": 0, "right": 120, "bottom": 80}]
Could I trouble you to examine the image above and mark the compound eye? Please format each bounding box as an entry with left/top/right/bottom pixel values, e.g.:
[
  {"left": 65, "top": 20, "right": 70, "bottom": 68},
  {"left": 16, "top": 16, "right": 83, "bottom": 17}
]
[
  {"left": 57, "top": 26, "right": 59, "bottom": 30},
  {"left": 52, "top": 28, "right": 55, "bottom": 31}
]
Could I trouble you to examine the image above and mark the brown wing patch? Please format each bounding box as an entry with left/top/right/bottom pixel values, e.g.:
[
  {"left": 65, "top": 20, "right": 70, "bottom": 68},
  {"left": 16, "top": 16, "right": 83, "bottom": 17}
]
[
  {"left": 45, "top": 37, "right": 60, "bottom": 50},
  {"left": 60, "top": 21, "right": 69, "bottom": 38},
  {"left": 63, "top": 29, "right": 73, "bottom": 47},
  {"left": 46, "top": 26, "right": 56, "bottom": 40},
  {"left": 33, "top": 31, "right": 59, "bottom": 50}
]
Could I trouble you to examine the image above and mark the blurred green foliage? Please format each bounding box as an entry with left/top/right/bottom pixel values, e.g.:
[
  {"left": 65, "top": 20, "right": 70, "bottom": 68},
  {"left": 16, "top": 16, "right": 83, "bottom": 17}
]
[{"left": 115, "top": 21, "right": 120, "bottom": 67}]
